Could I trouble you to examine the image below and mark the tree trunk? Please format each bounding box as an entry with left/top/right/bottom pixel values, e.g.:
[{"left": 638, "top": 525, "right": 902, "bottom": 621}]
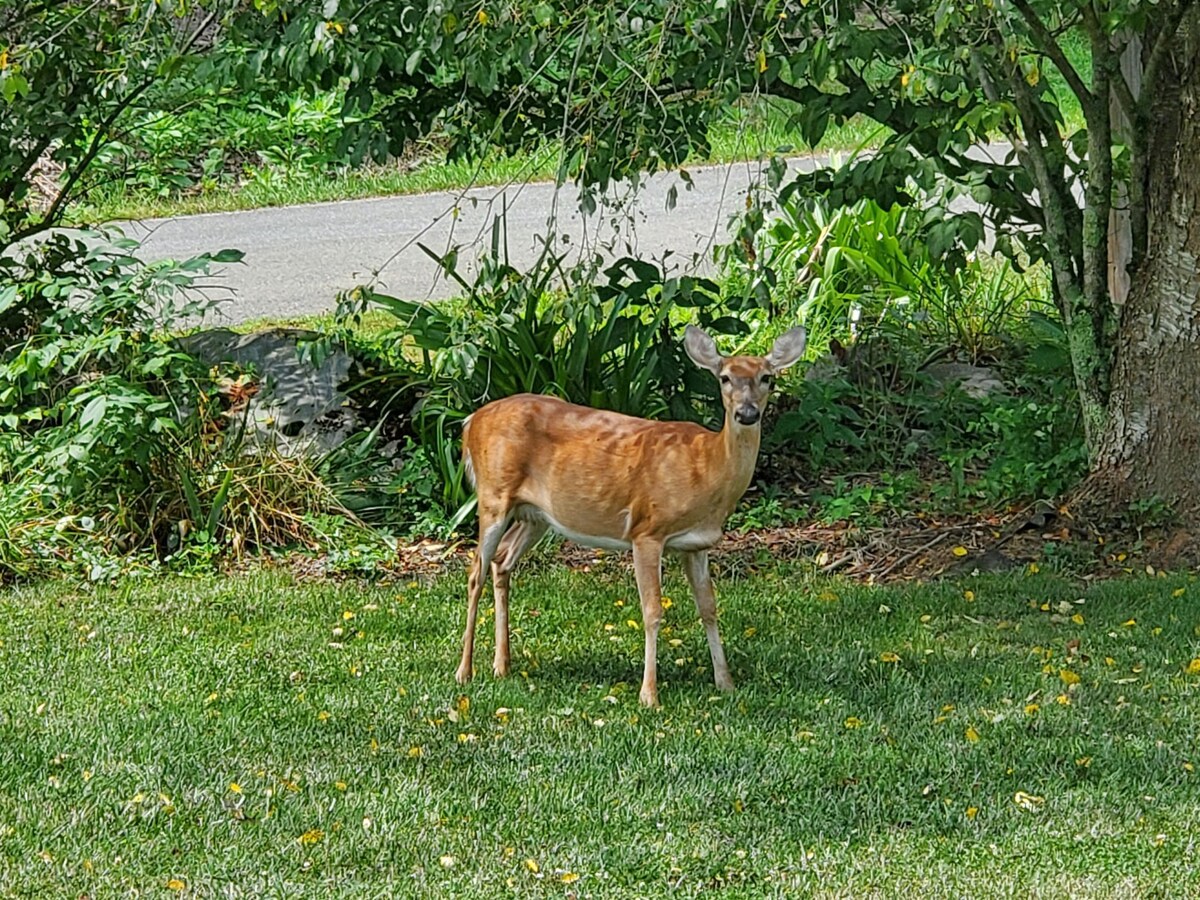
[{"left": 1092, "top": 9, "right": 1200, "bottom": 509}]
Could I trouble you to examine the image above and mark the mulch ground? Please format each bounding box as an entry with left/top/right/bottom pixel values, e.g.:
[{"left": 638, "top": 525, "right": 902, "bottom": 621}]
[{"left": 287, "top": 501, "right": 1198, "bottom": 584}]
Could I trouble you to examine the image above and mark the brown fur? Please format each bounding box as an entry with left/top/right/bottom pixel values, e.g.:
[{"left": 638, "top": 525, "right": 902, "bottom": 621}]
[{"left": 454, "top": 326, "right": 806, "bottom": 706}]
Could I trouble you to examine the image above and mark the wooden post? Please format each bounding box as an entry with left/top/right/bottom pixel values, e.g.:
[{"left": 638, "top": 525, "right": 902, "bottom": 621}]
[{"left": 1108, "top": 33, "right": 1142, "bottom": 309}]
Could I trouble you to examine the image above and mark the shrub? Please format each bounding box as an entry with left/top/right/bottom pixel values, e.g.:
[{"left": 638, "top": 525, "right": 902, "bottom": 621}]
[{"left": 0, "top": 231, "right": 356, "bottom": 578}]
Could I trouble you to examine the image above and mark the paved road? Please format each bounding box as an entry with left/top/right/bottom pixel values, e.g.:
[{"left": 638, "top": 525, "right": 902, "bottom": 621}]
[
  {"left": 124, "top": 144, "right": 1018, "bottom": 324},
  {"left": 122, "top": 157, "right": 835, "bottom": 324}
]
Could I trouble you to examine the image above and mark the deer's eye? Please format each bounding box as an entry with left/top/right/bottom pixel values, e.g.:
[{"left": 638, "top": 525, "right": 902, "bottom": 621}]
[{"left": 720, "top": 375, "right": 731, "bottom": 385}]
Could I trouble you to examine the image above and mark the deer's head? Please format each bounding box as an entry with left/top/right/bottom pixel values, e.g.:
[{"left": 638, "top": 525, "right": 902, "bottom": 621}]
[{"left": 684, "top": 325, "right": 807, "bottom": 427}]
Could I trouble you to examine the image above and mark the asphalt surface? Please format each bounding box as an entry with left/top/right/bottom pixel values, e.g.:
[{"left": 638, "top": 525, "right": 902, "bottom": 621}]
[
  {"left": 123, "top": 143, "right": 1021, "bottom": 325},
  {"left": 122, "top": 157, "right": 835, "bottom": 324}
]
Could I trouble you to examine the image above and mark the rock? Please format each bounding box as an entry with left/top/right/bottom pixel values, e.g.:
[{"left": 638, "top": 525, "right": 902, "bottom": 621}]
[
  {"left": 178, "top": 327, "right": 359, "bottom": 455},
  {"left": 922, "top": 362, "right": 1006, "bottom": 399}
]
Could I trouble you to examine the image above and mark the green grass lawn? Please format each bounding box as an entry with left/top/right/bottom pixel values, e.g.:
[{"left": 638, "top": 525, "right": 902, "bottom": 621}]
[{"left": 2, "top": 564, "right": 1197, "bottom": 897}]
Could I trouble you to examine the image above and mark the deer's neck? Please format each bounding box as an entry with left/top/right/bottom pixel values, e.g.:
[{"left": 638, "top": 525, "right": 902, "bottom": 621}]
[{"left": 718, "top": 416, "right": 762, "bottom": 498}]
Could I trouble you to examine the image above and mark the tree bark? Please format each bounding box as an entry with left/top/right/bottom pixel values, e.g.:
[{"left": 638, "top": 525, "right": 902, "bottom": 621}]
[{"left": 1092, "top": 8, "right": 1200, "bottom": 509}]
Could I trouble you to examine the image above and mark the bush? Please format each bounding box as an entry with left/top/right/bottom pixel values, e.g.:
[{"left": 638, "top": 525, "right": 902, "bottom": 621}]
[{"left": 0, "top": 231, "right": 355, "bottom": 578}]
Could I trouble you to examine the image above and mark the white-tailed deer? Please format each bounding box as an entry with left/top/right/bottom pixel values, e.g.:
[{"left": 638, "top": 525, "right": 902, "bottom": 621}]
[{"left": 455, "top": 325, "right": 806, "bottom": 706}]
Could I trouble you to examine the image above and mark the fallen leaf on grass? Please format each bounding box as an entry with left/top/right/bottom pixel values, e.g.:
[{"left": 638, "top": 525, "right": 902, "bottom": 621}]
[
  {"left": 1013, "top": 791, "right": 1044, "bottom": 812},
  {"left": 965, "top": 726, "right": 980, "bottom": 743},
  {"left": 1186, "top": 659, "right": 1200, "bottom": 676}
]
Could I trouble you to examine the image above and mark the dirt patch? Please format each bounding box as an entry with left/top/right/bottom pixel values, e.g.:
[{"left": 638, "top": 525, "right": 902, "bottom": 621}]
[{"left": 278, "top": 496, "right": 1198, "bottom": 585}]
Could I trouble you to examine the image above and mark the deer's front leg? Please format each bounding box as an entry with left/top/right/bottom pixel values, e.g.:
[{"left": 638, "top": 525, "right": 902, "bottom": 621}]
[
  {"left": 682, "top": 550, "right": 734, "bottom": 692},
  {"left": 632, "top": 538, "right": 666, "bottom": 708}
]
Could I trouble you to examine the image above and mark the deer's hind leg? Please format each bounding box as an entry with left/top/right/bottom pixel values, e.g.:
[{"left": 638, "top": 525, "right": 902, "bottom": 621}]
[
  {"left": 456, "top": 505, "right": 511, "bottom": 685},
  {"left": 491, "top": 519, "right": 549, "bottom": 677}
]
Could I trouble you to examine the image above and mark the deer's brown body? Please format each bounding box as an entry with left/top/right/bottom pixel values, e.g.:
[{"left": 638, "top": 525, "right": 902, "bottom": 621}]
[{"left": 455, "top": 326, "right": 806, "bottom": 706}]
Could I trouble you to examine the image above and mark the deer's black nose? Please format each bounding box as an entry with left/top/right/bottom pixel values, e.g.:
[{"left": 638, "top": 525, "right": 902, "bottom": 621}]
[{"left": 735, "top": 405, "right": 761, "bottom": 426}]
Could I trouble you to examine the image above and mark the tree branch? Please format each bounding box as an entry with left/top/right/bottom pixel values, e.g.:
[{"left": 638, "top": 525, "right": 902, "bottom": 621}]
[
  {"left": 11, "top": 8, "right": 219, "bottom": 241},
  {"left": 1011, "top": 0, "right": 1095, "bottom": 114}
]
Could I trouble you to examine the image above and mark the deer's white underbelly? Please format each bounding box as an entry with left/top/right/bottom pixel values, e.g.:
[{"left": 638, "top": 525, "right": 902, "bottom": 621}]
[{"left": 514, "top": 504, "right": 721, "bottom": 553}]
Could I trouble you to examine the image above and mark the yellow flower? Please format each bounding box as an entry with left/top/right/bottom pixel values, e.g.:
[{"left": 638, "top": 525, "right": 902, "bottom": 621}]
[
  {"left": 1186, "top": 659, "right": 1200, "bottom": 676},
  {"left": 298, "top": 828, "right": 324, "bottom": 846},
  {"left": 879, "top": 652, "right": 901, "bottom": 663},
  {"left": 229, "top": 782, "right": 242, "bottom": 794},
  {"left": 965, "top": 726, "right": 980, "bottom": 743},
  {"left": 525, "top": 858, "right": 540, "bottom": 873},
  {"left": 561, "top": 872, "right": 580, "bottom": 884},
  {"left": 167, "top": 879, "right": 186, "bottom": 891},
  {"left": 343, "top": 610, "right": 355, "bottom": 620},
  {"left": 1024, "top": 703, "right": 1040, "bottom": 716},
  {"left": 963, "top": 590, "right": 975, "bottom": 602},
  {"left": 475, "top": 9, "right": 488, "bottom": 25},
  {"left": 1122, "top": 618, "right": 1137, "bottom": 627},
  {"left": 844, "top": 716, "right": 863, "bottom": 729},
  {"left": 965, "top": 806, "right": 979, "bottom": 820}
]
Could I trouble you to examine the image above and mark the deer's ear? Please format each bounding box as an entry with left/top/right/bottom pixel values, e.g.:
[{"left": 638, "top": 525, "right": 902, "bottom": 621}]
[
  {"left": 766, "top": 327, "right": 807, "bottom": 371},
  {"left": 684, "top": 325, "right": 724, "bottom": 376}
]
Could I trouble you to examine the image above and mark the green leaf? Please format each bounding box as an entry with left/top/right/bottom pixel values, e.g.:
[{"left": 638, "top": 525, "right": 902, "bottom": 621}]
[{"left": 78, "top": 395, "right": 108, "bottom": 430}]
